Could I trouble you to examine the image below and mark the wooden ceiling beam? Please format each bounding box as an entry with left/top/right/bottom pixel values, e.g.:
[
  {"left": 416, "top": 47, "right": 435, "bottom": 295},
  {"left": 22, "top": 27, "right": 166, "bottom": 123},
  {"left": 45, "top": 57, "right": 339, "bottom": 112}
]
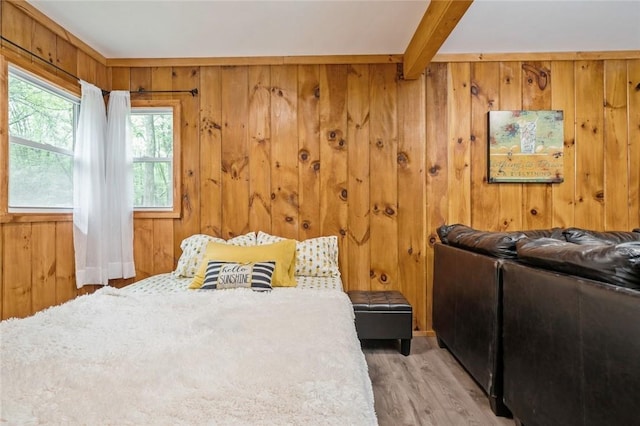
[{"left": 403, "top": 0, "right": 473, "bottom": 80}]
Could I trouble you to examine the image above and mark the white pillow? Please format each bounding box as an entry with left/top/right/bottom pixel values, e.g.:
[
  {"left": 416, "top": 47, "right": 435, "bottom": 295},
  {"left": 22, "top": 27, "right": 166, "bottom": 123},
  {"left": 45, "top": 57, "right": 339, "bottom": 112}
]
[
  {"left": 173, "top": 232, "right": 256, "bottom": 277},
  {"left": 256, "top": 231, "right": 340, "bottom": 277}
]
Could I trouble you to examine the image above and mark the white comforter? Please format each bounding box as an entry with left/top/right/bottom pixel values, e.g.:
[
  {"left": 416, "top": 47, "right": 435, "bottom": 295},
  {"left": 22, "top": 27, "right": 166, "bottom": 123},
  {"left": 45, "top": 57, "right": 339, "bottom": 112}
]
[{"left": 1, "top": 287, "right": 376, "bottom": 425}]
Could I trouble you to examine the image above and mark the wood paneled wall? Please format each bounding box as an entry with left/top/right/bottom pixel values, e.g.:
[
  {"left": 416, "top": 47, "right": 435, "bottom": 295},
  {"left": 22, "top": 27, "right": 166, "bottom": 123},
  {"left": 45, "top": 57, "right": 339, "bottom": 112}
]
[
  {"left": 1, "top": 1, "right": 638, "bottom": 330},
  {"left": 426, "top": 58, "right": 636, "bottom": 326},
  {"left": 110, "top": 64, "right": 429, "bottom": 331},
  {"left": 0, "top": 0, "right": 109, "bottom": 320},
  {"left": 428, "top": 59, "right": 639, "bottom": 232},
  {"left": 109, "top": 58, "right": 637, "bottom": 333},
  {"left": 424, "top": 59, "right": 640, "bottom": 328}
]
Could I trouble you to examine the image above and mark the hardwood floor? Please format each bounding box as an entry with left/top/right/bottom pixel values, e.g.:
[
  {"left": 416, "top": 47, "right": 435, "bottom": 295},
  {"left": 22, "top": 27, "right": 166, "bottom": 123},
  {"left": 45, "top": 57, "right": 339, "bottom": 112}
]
[{"left": 362, "top": 337, "right": 513, "bottom": 426}]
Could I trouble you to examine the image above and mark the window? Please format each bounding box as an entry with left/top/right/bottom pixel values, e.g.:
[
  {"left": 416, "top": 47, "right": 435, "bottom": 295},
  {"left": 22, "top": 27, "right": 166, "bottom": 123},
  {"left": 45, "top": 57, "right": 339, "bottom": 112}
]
[
  {"left": 130, "top": 100, "right": 181, "bottom": 218},
  {"left": 7, "top": 66, "right": 79, "bottom": 212},
  {"left": 2, "top": 64, "right": 181, "bottom": 220},
  {"left": 131, "top": 107, "right": 173, "bottom": 208}
]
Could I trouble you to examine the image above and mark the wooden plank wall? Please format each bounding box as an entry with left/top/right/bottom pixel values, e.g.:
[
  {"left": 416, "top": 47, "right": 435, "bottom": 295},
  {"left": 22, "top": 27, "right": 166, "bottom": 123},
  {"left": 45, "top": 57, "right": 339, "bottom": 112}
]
[
  {"left": 114, "top": 59, "right": 638, "bottom": 333},
  {"left": 425, "top": 58, "right": 640, "bottom": 329},
  {"left": 109, "top": 63, "right": 429, "bottom": 331},
  {"left": 0, "top": 1, "right": 109, "bottom": 320},
  {"left": 1, "top": 2, "right": 639, "bottom": 331}
]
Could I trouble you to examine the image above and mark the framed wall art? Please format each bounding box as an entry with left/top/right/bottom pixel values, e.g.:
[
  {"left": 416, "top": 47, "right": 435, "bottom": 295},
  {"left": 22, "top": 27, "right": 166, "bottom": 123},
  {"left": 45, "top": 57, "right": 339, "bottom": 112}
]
[{"left": 488, "top": 110, "right": 564, "bottom": 183}]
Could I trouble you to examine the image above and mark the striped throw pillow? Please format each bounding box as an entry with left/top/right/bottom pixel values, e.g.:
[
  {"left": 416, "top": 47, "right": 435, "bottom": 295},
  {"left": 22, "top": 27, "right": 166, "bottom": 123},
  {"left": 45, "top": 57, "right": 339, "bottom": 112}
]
[{"left": 199, "top": 261, "right": 275, "bottom": 292}]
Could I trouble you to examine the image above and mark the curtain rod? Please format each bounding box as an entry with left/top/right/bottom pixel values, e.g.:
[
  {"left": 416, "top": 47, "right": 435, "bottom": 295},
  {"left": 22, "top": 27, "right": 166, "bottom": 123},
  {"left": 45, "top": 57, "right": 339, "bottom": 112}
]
[{"left": 0, "top": 35, "right": 198, "bottom": 97}]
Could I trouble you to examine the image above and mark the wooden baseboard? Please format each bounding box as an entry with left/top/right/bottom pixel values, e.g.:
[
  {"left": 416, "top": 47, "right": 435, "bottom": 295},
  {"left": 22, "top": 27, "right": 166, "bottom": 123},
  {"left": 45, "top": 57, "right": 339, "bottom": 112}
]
[{"left": 413, "top": 330, "right": 436, "bottom": 337}]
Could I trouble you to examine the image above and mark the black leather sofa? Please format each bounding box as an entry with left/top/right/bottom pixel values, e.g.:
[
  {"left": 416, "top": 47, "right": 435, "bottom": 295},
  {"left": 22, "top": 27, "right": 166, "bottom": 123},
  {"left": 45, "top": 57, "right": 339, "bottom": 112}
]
[
  {"left": 433, "top": 243, "right": 509, "bottom": 415},
  {"left": 433, "top": 225, "right": 640, "bottom": 424},
  {"left": 502, "top": 261, "right": 640, "bottom": 426}
]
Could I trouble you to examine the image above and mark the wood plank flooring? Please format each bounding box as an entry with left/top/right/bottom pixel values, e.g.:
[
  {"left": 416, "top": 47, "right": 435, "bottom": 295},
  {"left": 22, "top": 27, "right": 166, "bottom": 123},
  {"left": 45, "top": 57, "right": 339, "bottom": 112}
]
[{"left": 362, "top": 336, "right": 513, "bottom": 426}]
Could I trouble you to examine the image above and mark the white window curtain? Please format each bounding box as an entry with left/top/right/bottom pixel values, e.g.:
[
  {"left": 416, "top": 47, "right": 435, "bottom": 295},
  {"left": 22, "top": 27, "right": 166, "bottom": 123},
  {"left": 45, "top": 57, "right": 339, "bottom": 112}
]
[
  {"left": 105, "top": 91, "right": 135, "bottom": 279},
  {"left": 73, "top": 81, "right": 108, "bottom": 288}
]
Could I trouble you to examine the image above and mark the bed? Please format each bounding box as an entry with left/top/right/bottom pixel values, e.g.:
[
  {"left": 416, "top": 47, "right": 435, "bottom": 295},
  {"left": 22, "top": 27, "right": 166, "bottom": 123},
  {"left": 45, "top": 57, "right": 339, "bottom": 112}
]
[{"left": 0, "top": 232, "right": 377, "bottom": 425}]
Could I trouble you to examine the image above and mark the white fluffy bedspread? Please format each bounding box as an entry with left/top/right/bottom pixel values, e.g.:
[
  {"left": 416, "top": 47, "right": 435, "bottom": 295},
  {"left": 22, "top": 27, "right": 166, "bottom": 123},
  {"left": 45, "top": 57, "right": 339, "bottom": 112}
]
[{"left": 1, "top": 288, "right": 376, "bottom": 425}]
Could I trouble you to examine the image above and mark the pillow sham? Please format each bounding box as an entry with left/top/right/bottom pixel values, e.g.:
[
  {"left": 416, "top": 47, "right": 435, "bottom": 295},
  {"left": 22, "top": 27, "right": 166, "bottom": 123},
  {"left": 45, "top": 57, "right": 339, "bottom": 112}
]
[
  {"left": 190, "top": 239, "right": 297, "bottom": 288},
  {"left": 190, "top": 261, "right": 275, "bottom": 292},
  {"left": 256, "top": 231, "right": 340, "bottom": 277},
  {"left": 173, "top": 232, "right": 257, "bottom": 278}
]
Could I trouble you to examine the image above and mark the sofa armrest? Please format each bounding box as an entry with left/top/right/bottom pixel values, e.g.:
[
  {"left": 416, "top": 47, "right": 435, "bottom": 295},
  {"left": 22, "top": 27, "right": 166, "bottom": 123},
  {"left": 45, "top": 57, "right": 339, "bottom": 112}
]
[{"left": 433, "top": 244, "right": 505, "bottom": 402}]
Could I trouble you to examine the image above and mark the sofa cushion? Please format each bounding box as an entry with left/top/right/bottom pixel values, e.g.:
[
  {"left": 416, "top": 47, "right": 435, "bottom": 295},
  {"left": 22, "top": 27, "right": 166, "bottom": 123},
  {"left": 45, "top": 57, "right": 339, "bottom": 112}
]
[
  {"left": 436, "top": 224, "right": 458, "bottom": 245},
  {"left": 563, "top": 228, "right": 640, "bottom": 245},
  {"left": 448, "top": 227, "right": 523, "bottom": 258},
  {"left": 437, "top": 224, "right": 564, "bottom": 259},
  {"left": 516, "top": 238, "right": 640, "bottom": 289},
  {"left": 520, "top": 228, "right": 566, "bottom": 240}
]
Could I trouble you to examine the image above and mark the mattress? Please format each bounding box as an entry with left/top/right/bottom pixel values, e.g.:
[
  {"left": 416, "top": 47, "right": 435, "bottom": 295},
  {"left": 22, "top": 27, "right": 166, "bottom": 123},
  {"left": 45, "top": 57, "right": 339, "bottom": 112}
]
[
  {"left": 1, "top": 277, "right": 375, "bottom": 425},
  {"left": 123, "top": 272, "right": 344, "bottom": 294}
]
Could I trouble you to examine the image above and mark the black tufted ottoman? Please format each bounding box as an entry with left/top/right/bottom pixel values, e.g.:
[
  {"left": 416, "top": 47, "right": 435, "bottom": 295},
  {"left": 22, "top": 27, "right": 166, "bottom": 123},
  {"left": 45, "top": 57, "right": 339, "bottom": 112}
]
[{"left": 347, "top": 290, "right": 412, "bottom": 356}]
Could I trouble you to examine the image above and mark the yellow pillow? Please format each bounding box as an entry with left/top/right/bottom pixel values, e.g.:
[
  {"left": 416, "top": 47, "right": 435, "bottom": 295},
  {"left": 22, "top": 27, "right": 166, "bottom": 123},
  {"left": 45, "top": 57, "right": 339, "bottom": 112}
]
[{"left": 190, "top": 239, "right": 297, "bottom": 289}]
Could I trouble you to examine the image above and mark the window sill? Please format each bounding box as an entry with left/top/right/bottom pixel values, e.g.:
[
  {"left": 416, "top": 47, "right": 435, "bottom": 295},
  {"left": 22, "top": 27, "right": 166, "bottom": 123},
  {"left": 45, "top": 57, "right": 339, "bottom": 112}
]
[
  {"left": 134, "top": 210, "right": 181, "bottom": 219},
  {"left": 0, "top": 212, "right": 73, "bottom": 223},
  {"left": 0, "top": 210, "right": 181, "bottom": 223}
]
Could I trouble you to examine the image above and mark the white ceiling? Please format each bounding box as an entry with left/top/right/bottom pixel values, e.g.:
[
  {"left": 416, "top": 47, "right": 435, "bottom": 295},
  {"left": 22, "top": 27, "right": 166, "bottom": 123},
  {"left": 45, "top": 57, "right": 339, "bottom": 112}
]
[
  {"left": 26, "top": 0, "right": 640, "bottom": 60},
  {"left": 441, "top": 0, "right": 640, "bottom": 54}
]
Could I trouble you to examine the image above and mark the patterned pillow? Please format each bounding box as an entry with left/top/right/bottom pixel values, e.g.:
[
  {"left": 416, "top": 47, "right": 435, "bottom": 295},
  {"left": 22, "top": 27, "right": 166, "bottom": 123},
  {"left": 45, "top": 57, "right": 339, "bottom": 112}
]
[
  {"left": 173, "top": 232, "right": 256, "bottom": 277},
  {"left": 256, "top": 231, "right": 340, "bottom": 277},
  {"left": 191, "top": 261, "right": 275, "bottom": 292}
]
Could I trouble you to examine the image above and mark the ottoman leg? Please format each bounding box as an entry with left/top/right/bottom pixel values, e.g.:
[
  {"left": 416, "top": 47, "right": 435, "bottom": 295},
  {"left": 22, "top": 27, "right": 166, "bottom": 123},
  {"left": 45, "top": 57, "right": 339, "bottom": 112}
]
[{"left": 400, "top": 338, "right": 411, "bottom": 356}]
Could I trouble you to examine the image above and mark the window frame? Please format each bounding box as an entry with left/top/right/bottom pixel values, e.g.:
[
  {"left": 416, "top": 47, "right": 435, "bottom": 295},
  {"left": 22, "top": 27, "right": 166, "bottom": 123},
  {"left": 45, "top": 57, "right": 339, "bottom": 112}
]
[
  {"left": 1, "top": 59, "right": 183, "bottom": 223},
  {"left": 1, "top": 60, "right": 80, "bottom": 223},
  {"left": 131, "top": 99, "right": 182, "bottom": 219}
]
